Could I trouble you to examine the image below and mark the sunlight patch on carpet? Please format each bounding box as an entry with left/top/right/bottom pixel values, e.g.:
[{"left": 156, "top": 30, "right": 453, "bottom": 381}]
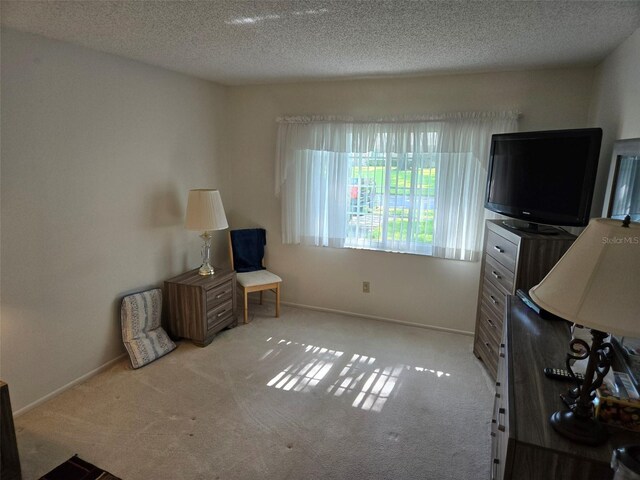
[{"left": 263, "top": 337, "right": 452, "bottom": 412}]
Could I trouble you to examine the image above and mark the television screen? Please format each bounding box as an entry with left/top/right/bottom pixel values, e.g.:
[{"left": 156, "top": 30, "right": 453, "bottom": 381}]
[{"left": 485, "top": 128, "right": 602, "bottom": 228}]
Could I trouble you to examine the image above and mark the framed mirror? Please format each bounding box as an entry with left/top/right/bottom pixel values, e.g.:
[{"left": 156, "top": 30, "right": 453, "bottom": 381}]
[{"left": 604, "top": 138, "right": 640, "bottom": 221}]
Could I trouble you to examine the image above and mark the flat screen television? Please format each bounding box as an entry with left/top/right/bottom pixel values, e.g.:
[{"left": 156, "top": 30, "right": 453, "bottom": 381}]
[{"left": 485, "top": 128, "right": 602, "bottom": 233}]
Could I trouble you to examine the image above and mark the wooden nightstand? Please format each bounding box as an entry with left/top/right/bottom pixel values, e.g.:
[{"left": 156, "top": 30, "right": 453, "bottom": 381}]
[{"left": 165, "top": 268, "right": 238, "bottom": 347}]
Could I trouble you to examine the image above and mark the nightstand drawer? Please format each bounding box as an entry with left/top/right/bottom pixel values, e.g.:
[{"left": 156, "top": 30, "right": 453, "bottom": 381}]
[
  {"left": 206, "top": 280, "right": 234, "bottom": 309},
  {"left": 484, "top": 255, "right": 515, "bottom": 294},
  {"left": 207, "top": 299, "right": 234, "bottom": 331},
  {"left": 486, "top": 230, "right": 518, "bottom": 271}
]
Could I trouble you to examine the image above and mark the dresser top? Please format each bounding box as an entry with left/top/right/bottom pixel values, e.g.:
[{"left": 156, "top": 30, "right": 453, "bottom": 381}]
[
  {"left": 487, "top": 219, "right": 576, "bottom": 243},
  {"left": 507, "top": 295, "right": 640, "bottom": 462}
]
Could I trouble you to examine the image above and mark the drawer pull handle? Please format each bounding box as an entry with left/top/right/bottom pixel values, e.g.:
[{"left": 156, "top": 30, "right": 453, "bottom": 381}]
[
  {"left": 491, "top": 270, "right": 501, "bottom": 279},
  {"left": 489, "top": 295, "right": 498, "bottom": 305},
  {"left": 493, "top": 246, "right": 504, "bottom": 253},
  {"left": 486, "top": 318, "right": 496, "bottom": 329},
  {"left": 498, "top": 408, "right": 506, "bottom": 432},
  {"left": 217, "top": 310, "right": 227, "bottom": 317},
  {"left": 215, "top": 291, "right": 228, "bottom": 299}
]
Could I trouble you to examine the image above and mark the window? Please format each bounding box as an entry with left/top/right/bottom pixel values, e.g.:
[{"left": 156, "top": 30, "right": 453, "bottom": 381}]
[
  {"left": 346, "top": 149, "right": 438, "bottom": 254},
  {"left": 276, "top": 113, "right": 518, "bottom": 261}
]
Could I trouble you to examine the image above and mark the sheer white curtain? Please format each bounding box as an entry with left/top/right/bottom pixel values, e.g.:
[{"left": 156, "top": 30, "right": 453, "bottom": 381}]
[
  {"left": 276, "top": 112, "right": 519, "bottom": 261},
  {"left": 277, "top": 121, "right": 353, "bottom": 247},
  {"left": 610, "top": 156, "right": 640, "bottom": 219},
  {"left": 281, "top": 148, "right": 350, "bottom": 247}
]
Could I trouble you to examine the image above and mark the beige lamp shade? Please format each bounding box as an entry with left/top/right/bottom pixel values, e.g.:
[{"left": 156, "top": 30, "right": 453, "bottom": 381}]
[
  {"left": 529, "top": 218, "right": 640, "bottom": 337},
  {"left": 185, "top": 189, "right": 228, "bottom": 231}
]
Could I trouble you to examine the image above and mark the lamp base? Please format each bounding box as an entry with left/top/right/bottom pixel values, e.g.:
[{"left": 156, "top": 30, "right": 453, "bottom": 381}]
[
  {"left": 198, "top": 263, "right": 215, "bottom": 276},
  {"left": 550, "top": 410, "right": 609, "bottom": 446},
  {"left": 197, "top": 231, "right": 215, "bottom": 276}
]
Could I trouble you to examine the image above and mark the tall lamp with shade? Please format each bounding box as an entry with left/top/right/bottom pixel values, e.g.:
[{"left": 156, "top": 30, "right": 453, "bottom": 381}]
[
  {"left": 529, "top": 216, "right": 640, "bottom": 445},
  {"left": 185, "top": 189, "right": 228, "bottom": 276}
]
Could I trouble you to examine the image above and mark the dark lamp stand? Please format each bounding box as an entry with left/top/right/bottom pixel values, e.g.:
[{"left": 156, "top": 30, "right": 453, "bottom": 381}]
[{"left": 550, "top": 329, "right": 613, "bottom": 446}]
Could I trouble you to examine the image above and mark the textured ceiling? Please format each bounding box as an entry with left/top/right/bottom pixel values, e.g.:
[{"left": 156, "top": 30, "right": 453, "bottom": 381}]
[{"left": 2, "top": 1, "right": 640, "bottom": 85}]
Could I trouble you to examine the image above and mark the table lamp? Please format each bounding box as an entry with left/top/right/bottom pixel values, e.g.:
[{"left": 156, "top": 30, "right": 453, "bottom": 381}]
[
  {"left": 529, "top": 216, "right": 640, "bottom": 445},
  {"left": 185, "top": 189, "right": 228, "bottom": 276}
]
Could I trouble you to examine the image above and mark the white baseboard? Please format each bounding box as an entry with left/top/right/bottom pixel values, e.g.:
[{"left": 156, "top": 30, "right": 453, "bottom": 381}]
[
  {"left": 15, "top": 304, "right": 472, "bottom": 417},
  {"left": 278, "top": 300, "right": 474, "bottom": 337},
  {"left": 14, "top": 353, "right": 127, "bottom": 417}
]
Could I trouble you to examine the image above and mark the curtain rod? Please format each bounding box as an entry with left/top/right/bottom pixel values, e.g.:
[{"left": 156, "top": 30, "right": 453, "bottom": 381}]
[{"left": 276, "top": 111, "right": 522, "bottom": 124}]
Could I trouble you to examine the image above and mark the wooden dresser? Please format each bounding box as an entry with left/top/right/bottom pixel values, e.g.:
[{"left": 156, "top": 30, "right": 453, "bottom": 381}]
[
  {"left": 165, "top": 268, "right": 238, "bottom": 347},
  {"left": 474, "top": 220, "right": 575, "bottom": 379},
  {"left": 492, "top": 296, "right": 640, "bottom": 480},
  {"left": 0, "top": 381, "right": 21, "bottom": 480}
]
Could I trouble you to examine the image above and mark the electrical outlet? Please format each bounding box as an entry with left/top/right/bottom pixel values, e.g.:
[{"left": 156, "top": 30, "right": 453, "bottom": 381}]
[{"left": 363, "top": 281, "right": 370, "bottom": 293}]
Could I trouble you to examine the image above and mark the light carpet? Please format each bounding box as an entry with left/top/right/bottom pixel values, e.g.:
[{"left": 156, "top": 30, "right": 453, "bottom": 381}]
[{"left": 16, "top": 304, "right": 493, "bottom": 480}]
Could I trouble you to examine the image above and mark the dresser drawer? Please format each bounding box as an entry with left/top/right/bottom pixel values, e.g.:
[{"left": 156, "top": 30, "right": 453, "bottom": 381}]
[
  {"left": 484, "top": 255, "right": 515, "bottom": 295},
  {"left": 482, "top": 278, "right": 508, "bottom": 320},
  {"left": 493, "top": 378, "right": 509, "bottom": 480},
  {"left": 479, "top": 304, "right": 502, "bottom": 346},
  {"left": 475, "top": 322, "right": 498, "bottom": 379},
  {"left": 206, "top": 279, "right": 234, "bottom": 309},
  {"left": 492, "top": 322, "right": 509, "bottom": 480},
  {"left": 492, "top": 405, "right": 509, "bottom": 480},
  {"left": 486, "top": 229, "right": 518, "bottom": 271},
  {"left": 491, "top": 426, "right": 503, "bottom": 480}
]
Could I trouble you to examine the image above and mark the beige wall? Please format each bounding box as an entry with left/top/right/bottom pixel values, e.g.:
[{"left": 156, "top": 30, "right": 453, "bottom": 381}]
[
  {"left": 0, "top": 29, "right": 231, "bottom": 410},
  {"left": 589, "top": 27, "right": 640, "bottom": 214},
  {"left": 226, "top": 69, "right": 595, "bottom": 334}
]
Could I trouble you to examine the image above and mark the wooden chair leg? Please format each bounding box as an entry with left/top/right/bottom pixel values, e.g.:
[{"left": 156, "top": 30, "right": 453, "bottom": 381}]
[
  {"left": 275, "top": 284, "right": 280, "bottom": 318},
  {"left": 243, "top": 289, "right": 249, "bottom": 324}
]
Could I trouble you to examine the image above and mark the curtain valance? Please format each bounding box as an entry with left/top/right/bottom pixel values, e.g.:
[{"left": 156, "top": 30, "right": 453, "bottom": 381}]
[{"left": 275, "top": 111, "right": 520, "bottom": 195}]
